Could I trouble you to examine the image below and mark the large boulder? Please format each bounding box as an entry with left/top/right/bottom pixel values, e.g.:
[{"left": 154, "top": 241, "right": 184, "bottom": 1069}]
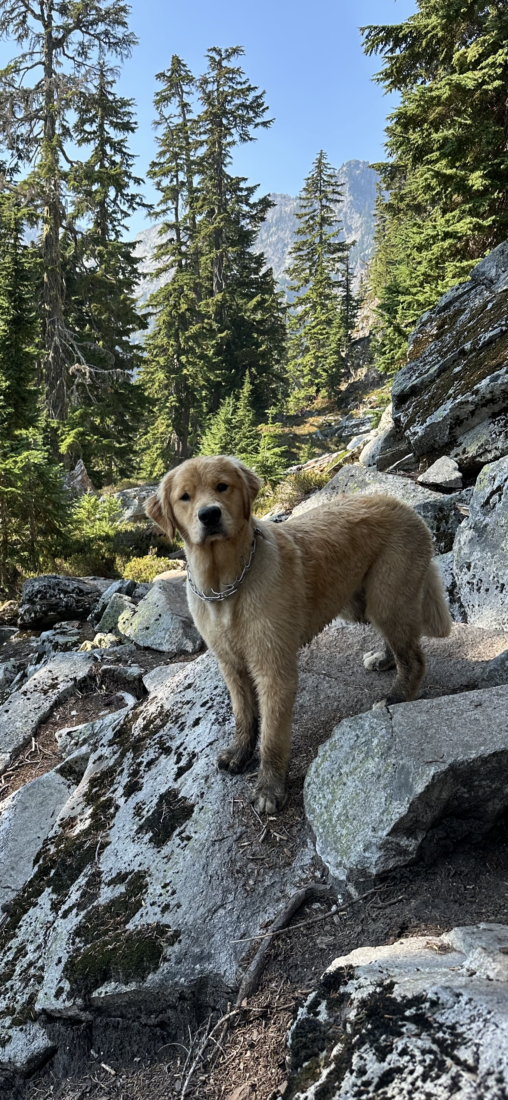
[
  {"left": 63, "top": 459, "right": 93, "bottom": 498},
  {"left": 453, "top": 455, "right": 508, "bottom": 628},
  {"left": 0, "top": 770, "right": 75, "bottom": 912},
  {"left": 89, "top": 578, "right": 137, "bottom": 625},
  {"left": 114, "top": 484, "right": 158, "bottom": 523},
  {"left": 96, "top": 591, "right": 137, "bottom": 637},
  {"left": 436, "top": 551, "right": 466, "bottom": 622},
  {"left": 0, "top": 653, "right": 319, "bottom": 1075},
  {"left": 418, "top": 455, "right": 463, "bottom": 490},
  {"left": 292, "top": 464, "right": 465, "bottom": 554},
  {"left": 118, "top": 579, "right": 203, "bottom": 654},
  {"left": 0, "top": 652, "right": 97, "bottom": 773},
  {"left": 304, "top": 684, "right": 508, "bottom": 886},
  {"left": 17, "top": 575, "right": 102, "bottom": 630},
  {"left": 287, "top": 925, "right": 508, "bottom": 1099},
  {"left": 391, "top": 241, "right": 508, "bottom": 468},
  {"left": 0, "top": 623, "right": 507, "bottom": 1077}
]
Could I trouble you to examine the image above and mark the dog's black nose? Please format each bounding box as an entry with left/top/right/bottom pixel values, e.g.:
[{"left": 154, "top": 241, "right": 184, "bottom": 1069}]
[{"left": 198, "top": 505, "right": 222, "bottom": 528}]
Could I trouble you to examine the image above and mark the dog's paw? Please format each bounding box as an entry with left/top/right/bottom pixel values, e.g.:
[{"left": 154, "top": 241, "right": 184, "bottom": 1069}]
[
  {"left": 363, "top": 650, "right": 384, "bottom": 671},
  {"left": 250, "top": 779, "right": 287, "bottom": 816},
  {"left": 363, "top": 650, "right": 396, "bottom": 672},
  {"left": 216, "top": 744, "right": 252, "bottom": 774}
]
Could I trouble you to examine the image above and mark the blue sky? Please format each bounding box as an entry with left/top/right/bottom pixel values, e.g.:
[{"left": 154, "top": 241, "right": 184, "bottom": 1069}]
[
  {"left": 119, "top": 0, "right": 417, "bottom": 234},
  {"left": 0, "top": 0, "right": 417, "bottom": 236}
]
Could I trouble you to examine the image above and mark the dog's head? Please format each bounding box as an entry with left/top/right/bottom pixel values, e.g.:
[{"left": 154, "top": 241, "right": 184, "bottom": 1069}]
[{"left": 145, "top": 456, "right": 262, "bottom": 545}]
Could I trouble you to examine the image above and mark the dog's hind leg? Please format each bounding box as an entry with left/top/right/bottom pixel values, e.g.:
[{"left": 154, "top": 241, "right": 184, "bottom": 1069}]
[
  {"left": 216, "top": 659, "right": 259, "bottom": 774},
  {"left": 363, "top": 642, "right": 396, "bottom": 672},
  {"left": 372, "top": 624, "right": 426, "bottom": 706}
]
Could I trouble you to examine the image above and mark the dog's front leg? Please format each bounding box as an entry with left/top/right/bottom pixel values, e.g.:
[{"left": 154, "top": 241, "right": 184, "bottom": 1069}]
[
  {"left": 251, "top": 667, "right": 298, "bottom": 814},
  {"left": 216, "top": 659, "right": 259, "bottom": 774}
]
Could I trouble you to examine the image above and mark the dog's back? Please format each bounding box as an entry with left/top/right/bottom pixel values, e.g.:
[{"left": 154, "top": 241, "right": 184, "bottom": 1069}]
[{"left": 273, "top": 493, "right": 451, "bottom": 701}]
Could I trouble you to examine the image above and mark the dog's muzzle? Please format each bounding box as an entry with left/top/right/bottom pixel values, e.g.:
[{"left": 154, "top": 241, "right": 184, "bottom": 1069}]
[{"left": 198, "top": 504, "right": 223, "bottom": 536}]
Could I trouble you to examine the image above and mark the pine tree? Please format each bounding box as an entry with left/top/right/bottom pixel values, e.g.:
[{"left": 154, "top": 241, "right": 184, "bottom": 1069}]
[
  {"left": 138, "top": 56, "right": 208, "bottom": 477},
  {"left": 196, "top": 46, "right": 287, "bottom": 416},
  {"left": 138, "top": 48, "right": 287, "bottom": 474},
  {"left": 199, "top": 374, "right": 258, "bottom": 462},
  {"left": 341, "top": 253, "right": 360, "bottom": 342},
  {"left": 256, "top": 412, "right": 287, "bottom": 484},
  {"left": 286, "top": 151, "right": 351, "bottom": 409},
  {"left": 368, "top": 183, "right": 412, "bottom": 375},
  {"left": 0, "top": 194, "right": 40, "bottom": 439},
  {"left": 232, "top": 373, "right": 262, "bottom": 463},
  {"left": 198, "top": 373, "right": 286, "bottom": 481},
  {"left": 0, "top": 0, "right": 136, "bottom": 422},
  {"left": 363, "top": 0, "right": 508, "bottom": 367},
  {"left": 198, "top": 394, "right": 237, "bottom": 457},
  {"left": 59, "top": 61, "right": 148, "bottom": 485},
  {"left": 0, "top": 194, "right": 66, "bottom": 589}
]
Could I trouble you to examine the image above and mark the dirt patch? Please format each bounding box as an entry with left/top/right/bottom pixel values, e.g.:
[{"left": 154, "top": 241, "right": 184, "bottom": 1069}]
[{"left": 0, "top": 690, "right": 129, "bottom": 803}]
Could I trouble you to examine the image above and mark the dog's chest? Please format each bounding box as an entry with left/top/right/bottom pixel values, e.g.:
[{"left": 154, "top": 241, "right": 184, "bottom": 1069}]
[{"left": 188, "top": 588, "right": 237, "bottom": 646}]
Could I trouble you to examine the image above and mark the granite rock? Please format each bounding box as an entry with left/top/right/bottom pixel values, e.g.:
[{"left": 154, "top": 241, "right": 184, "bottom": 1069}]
[
  {"left": 304, "top": 685, "right": 508, "bottom": 885},
  {"left": 0, "top": 660, "right": 19, "bottom": 698},
  {"left": 453, "top": 456, "right": 508, "bottom": 628},
  {"left": 436, "top": 552, "right": 466, "bottom": 623},
  {"left": 0, "top": 652, "right": 96, "bottom": 773},
  {"left": 18, "top": 575, "right": 102, "bottom": 630},
  {"left": 96, "top": 592, "right": 137, "bottom": 638},
  {"left": 142, "top": 663, "right": 192, "bottom": 693},
  {"left": 287, "top": 924, "right": 508, "bottom": 1099},
  {"left": 114, "top": 484, "right": 158, "bottom": 523},
  {"left": 0, "top": 770, "right": 75, "bottom": 911},
  {"left": 418, "top": 455, "right": 463, "bottom": 490},
  {"left": 118, "top": 580, "right": 203, "bottom": 655},
  {"left": 392, "top": 241, "right": 508, "bottom": 467},
  {"left": 0, "top": 653, "right": 318, "bottom": 1074},
  {"left": 89, "top": 579, "right": 137, "bottom": 625},
  {"left": 476, "top": 649, "right": 508, "bottom": 689}
]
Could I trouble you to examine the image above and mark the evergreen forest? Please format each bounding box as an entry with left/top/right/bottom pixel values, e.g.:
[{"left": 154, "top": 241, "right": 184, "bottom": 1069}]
[{"left": 0, "top": 0, "right": 506, "bottom": 590}]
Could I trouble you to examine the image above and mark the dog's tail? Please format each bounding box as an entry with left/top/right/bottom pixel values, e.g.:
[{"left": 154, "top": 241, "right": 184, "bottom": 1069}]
[{"left": 421, "top": 559, "right": 452, "bottom": 637}]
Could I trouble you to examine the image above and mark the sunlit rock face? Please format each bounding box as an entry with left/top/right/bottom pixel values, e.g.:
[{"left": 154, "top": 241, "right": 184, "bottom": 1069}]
[{"left": 392, "top": 242, "right": 508, "bottom": 469}]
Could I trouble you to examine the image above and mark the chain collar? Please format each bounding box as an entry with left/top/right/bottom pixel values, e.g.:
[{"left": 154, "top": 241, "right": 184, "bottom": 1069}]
[{"left": 186, "top": 527, "right": 261, "bottom": 602}]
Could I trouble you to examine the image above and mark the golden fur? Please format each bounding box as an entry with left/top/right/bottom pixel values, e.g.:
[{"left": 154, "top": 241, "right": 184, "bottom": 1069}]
[{"left": 146, "top": 456, "right": 452, "bottom": 814}]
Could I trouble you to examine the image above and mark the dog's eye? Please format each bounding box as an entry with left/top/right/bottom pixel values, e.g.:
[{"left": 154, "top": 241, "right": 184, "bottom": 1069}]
[
  {"left": 216, "top": 483, "right": 228, "bottom": 493},
  {"left": 180, "top": 492, "right": 190, "bottom": 502}
]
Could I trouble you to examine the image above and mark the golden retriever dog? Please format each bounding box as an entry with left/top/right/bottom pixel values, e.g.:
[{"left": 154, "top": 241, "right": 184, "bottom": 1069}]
[{"left": 146, "top": 456, "right": 452, "bottom": 814}]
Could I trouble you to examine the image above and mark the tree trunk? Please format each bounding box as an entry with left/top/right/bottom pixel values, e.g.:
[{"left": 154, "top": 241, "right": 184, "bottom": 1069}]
[
  {"left": 42, "top": 1, "right": 67, "bottom": 421},
  {"left": 0, "top": 470, "right": 8, "bottom": 592}
]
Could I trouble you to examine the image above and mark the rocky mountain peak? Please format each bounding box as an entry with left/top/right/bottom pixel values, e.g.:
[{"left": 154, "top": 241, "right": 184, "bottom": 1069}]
[{"left": 133, "top": 159, "right": 378, "bottom": 308}]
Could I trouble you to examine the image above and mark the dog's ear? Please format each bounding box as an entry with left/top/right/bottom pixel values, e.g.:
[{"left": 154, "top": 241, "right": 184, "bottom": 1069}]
[
  {"left": 145, "top": 473, "right": 177, "bottom": 541},
  {"left": 234, "top": 460, "right": 262, "bottom": 520}
]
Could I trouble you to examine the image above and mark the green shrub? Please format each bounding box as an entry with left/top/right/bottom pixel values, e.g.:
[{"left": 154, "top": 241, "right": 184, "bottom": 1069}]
[
  {"left": 254, "top": 468, "right": 332, "bottom": 517},
  {"left": 122, "top": 551, "right": 184, "bottom": 583}
]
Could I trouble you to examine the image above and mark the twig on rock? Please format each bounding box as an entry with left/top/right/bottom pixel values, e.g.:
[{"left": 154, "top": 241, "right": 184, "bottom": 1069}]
[
  {"left": 231, "top": 907, "right": 337, "bottom": 943},
  {"left": 180, "top": 1009, "right": 241, "bottom": 1097},
  {"left": 235, "top": 883, "right": 336, "bottom": 1006}
]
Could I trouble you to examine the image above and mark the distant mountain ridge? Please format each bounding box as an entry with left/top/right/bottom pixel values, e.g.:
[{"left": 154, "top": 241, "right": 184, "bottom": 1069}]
[{"left": 134, "top": 159, "right": 378, "bottom": 309}]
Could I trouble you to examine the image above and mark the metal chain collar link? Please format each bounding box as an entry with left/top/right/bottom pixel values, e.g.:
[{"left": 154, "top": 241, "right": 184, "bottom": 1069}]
[{"left": 186, "top": 527, "right": 261, "bottom": 602}]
